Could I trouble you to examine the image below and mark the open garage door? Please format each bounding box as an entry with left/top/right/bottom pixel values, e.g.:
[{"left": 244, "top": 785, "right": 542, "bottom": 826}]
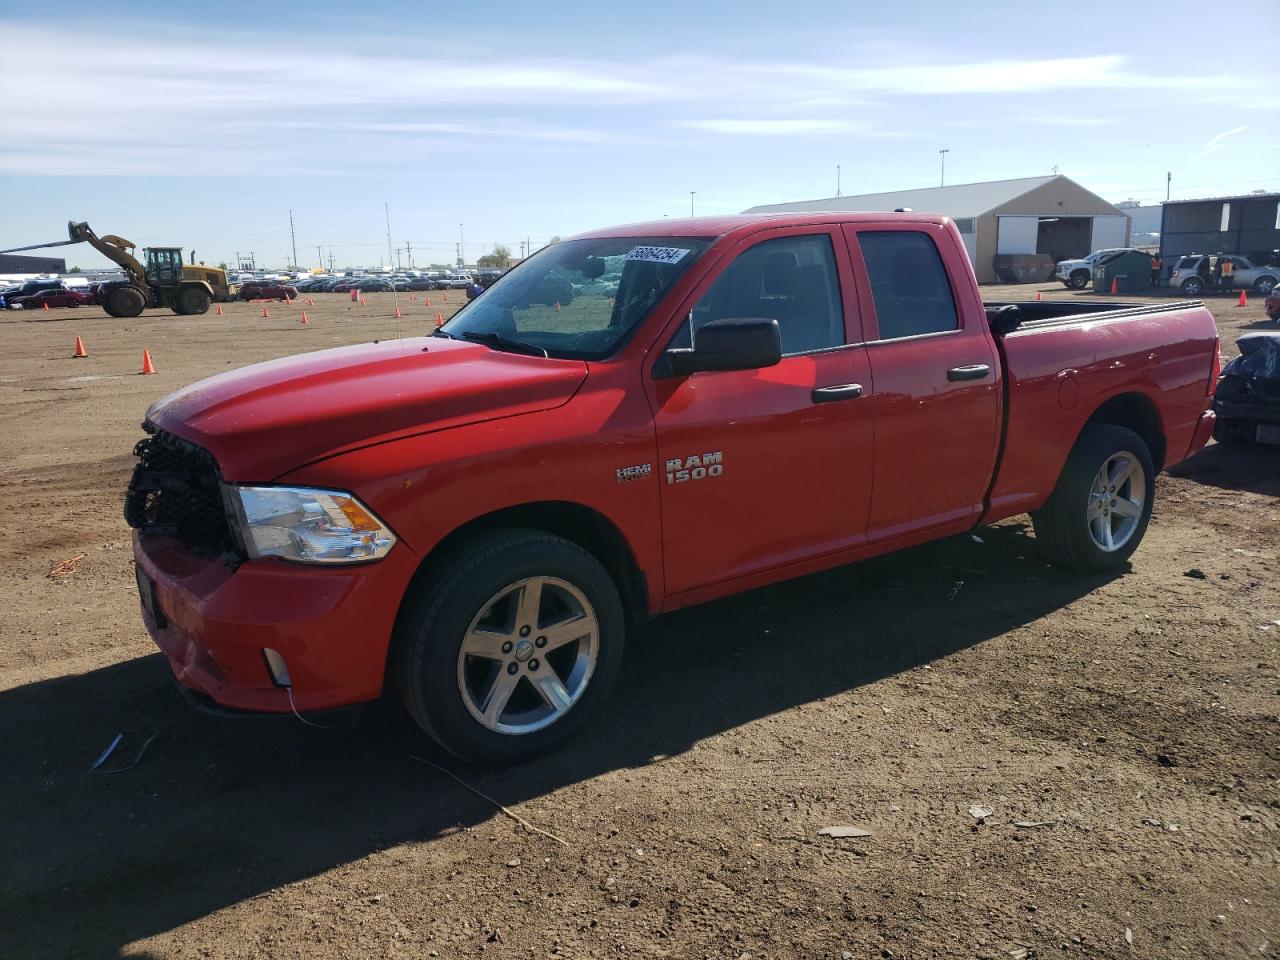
[{"left": 1037, "top": 216, "right": 1092, "bottom": 262}]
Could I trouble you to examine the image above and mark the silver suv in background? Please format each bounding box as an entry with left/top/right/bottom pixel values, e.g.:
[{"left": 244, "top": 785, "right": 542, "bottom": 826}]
[
  {"left": 1055, "top": 248, "right": 1131, "bottom": 289},
  {"left": 1170, "top": 254, "right": 1279, "bottom": 296}
]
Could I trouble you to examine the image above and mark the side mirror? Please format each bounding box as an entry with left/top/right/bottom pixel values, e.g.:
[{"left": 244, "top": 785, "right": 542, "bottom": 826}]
[{"left": 664, "top": 317, "right": 782, "bottom": 376}]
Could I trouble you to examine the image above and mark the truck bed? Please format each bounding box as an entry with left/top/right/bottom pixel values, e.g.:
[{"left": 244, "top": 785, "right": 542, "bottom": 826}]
[{"left": 979, "top": 299, "right": 1218, "bottom": 524}]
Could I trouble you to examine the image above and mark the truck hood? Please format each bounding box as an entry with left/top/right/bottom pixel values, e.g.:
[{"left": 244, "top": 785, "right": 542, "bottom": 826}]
[
  {"left": 148, "top": 336, "right": 588, "bottom": 480},
  {"left": 1056, "top": 258, "right": 1089, "bottom": 271}
]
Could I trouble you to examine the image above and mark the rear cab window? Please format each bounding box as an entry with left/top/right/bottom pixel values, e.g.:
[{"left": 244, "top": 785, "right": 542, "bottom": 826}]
[{"left": 855, "top": 231, "right": 959, "bottom": 340}]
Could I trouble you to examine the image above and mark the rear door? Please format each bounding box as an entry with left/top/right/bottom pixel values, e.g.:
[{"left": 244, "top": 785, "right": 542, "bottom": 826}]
[
  {"left": 648, "top": 227, "right": 875, "bottom": 596},
  {"left": 841, "top": 223, "right": 1001, "bottom": 541}
]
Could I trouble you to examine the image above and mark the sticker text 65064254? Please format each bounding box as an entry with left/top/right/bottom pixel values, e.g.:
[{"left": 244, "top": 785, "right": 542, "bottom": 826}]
[{"left": 625, "top": 246, "right": 691, "bottom": 265}]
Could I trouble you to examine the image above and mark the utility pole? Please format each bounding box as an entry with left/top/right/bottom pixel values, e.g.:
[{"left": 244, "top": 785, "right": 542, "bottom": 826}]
[
  {"left": 406, "top": 241, "right": 413, "bottom": 269},
  {"left": 458, "top": 223, "right": 465, "bottom": 267},
  {"left": 328, "top": 249, "right": 335, "bottom": 272},
  {"left": 288, "top": 210, "right": 298, "bottom": 271},
  {"left": 384, "top": 202, "right": 394, "bottom": 273},
  {"left": 316, "top": 245, "right": 323, "bottom": 269},
  {"left": 1166, "top": 171, "right": 1172, "bottom": 201},
  {"left": 395, "top": 247, "right": 403, "bottom": 270},
  {"left": 690, "top": 191, "right": 696, "bottom": 217},
  {"left": 836, "top": 165, "right": 841, "bottom": 198},
  {"left": 939, "top": 149, "right": 950, "bottom": 187}
]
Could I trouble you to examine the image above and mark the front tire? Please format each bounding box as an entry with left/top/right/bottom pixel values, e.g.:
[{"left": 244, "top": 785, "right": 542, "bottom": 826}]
[
  {"left": 1032, "top": 424, "right": 1155, "bottom": 572},
  {"left": 395, "top": 529, "right": 625, "bottom": 764},
  {"left": 106, "top": 285, "right": 146, "bottom": 318},
  {"left": 175, "top": 285, "right": 211, "bottom": 315},
  {"left": 1069, "top": 271, "right": 1089, "bottom": 290},
  {"left": 1254, "top": 276, "right": 1276, "bottom": 296}
]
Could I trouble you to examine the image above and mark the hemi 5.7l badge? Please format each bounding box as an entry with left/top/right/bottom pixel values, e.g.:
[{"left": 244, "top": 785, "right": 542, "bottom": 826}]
[
  {"left": 665, "top": 452, "right": 723, "bottom": 484},
  {"left": 616, "top": 463, "right": 652, "bottom": 484}
]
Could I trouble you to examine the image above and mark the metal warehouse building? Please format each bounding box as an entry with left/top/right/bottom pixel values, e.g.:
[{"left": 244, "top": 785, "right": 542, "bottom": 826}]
[
  {"left": 744, "top": 175, "right": 1130, "bottom": 283},
  {"left": 1158, "top": 192, "right": 1280, "bottom": 263},
  {"left": 0, "top": 253, "right": 67, "bottom": 274}
]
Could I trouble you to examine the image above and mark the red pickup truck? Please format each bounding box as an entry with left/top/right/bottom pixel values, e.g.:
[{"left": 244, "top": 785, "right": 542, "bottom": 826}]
[{"left": 127, "top": 213, "right": 1219, "bottom": 762}]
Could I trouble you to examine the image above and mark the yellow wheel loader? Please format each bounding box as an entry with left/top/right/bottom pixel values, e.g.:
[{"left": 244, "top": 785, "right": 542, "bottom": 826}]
[{"left": 0, "top": 221, "right": 237, "bottom": 317}]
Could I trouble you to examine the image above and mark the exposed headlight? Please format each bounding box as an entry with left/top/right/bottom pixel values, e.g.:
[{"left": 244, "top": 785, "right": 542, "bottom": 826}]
[{"left": 226, "top": 486, "right": 397, "bottom": 564}]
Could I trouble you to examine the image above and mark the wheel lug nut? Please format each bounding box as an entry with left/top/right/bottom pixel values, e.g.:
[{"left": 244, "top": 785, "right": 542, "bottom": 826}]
[
  {"left": 535, "top": 636, "right": 547, "bottom": 648},
  {"left": 501, "top": 641, "right": 513, "bottom": 654},
  {"left": 519, "top": 626, "right": 531, "bottom": 637},
  {"left": 507, "top": 662, "right": 519, "bottom": 675},
  {"left": 529, "top": 659, "right": 539, "bottom": 671}
]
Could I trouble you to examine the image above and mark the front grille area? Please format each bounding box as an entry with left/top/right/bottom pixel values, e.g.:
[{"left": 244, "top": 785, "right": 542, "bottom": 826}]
[{"left": 125, "top": 425, "right": 238, "bottom": 556}]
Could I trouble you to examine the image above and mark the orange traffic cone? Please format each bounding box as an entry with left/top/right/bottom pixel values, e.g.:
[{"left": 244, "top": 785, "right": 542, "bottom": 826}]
[
  {"left": 394, "top": 305, "right": 402, "bottom": 318},
  {"left": 73, "top": 336, "right": 88, "bottom": 358},
  {"left": 555, "top": 301, "right": 561, "bottom": 312},
  {"left": 359, "top": 296, "right": 365, "bottom": 306},
  {"left": 1109, "top": 277, "right": 1118, "bottom": 294},
  {"left": 1237, "top": 290, "right": 1248, "bottom": 307},
  {"left": 215, "top": 303, "right": 224, "bottom": 315},
  {"left": 140, "top": 350, "right": 156, "bottom": 375},
  {"left": 43, "top": 302, "right": 49, "bottom": 311},
  {"left": 435, "top": 311, "right": 444, "bottom": 326},
  {"left": 261, "top": 305, "right": 270, "bottom": 317},
  {"left": 307, "top": 297, "right": 314, "bottom": 307},
  {"left": 1035, "top": 291, "right": 1042, "bottom": 301},
  {"left": 300, "top": 311, "right": 309, "bottom": 325},
  {"left": 443, "top": 291, "right": 450, "bottom": 302},
  {"left": 425, "top": 296, "right": 432, "bottom": 306}
]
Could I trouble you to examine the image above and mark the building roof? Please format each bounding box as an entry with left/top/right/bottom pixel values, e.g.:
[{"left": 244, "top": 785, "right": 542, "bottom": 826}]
[
  {"left": 743, "top": 175, "right": 1067, "bottom": 219},
  {"left": 1162, "top": 191, "right": 1280, "bottom": 206}
]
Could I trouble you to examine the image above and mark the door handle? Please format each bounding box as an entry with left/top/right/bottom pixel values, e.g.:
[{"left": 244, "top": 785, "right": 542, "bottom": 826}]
[
  {"left": 811, "top": 383, "right": 864, "bottom": 403},
  {"left": 947, "top": 364, "right": 991, "bottom": 382}
]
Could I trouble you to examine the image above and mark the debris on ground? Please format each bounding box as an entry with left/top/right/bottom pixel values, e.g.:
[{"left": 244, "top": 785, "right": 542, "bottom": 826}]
[
  {"left": 1125, "top": 927, "right": 1133, "bottom": 945},
  {"left": 89, "top": 730, "right": 159, "bottom": 773},
  {"left": 46, "top": 553, "right": 86, "bottom": 580},
  {"left": 1184, "top": 568, "right": 1207, "bottom": 579},
  {"left": 1013, "top": 820, "right": 1056, "bottom": 829},
  {"left": 818, "top": 825, "right": 873, "bottom": 838},
  {"left": 968, "top": 804, "right": 993, "bottom": 821}
]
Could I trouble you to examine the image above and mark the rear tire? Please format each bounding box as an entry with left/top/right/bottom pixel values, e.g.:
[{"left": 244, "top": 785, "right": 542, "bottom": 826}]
[
  {"left": 1032, "top": 424, "right": 1155, "bottom": 572},
  {"left": 1181, "top": 278, "right": 1205, "bottom": 296},
  {"left": 395, "top": 529, "right": 625, "bottom": 765},
  {"left": 106, "top": 286, "right": 146, "bottom": 318}
]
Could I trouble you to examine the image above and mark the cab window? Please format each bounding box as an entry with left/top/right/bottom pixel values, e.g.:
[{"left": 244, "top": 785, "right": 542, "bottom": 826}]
[{"left": 671, "top": 234, "right": 844, "bottom": 356}]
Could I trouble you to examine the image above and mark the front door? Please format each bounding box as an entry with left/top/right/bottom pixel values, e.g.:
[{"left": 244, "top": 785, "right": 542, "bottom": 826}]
[
  {"left": 842, "top": 224, "right": 1001, "bottom": 541},
  {"left": 648, "top": 228, "right": 875, "bottom": 597}
]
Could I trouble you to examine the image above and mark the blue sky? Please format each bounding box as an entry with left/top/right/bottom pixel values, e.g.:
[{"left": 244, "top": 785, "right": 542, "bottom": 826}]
[{"left": 2, "top": 0, "right": 1277, "bottom": 270}]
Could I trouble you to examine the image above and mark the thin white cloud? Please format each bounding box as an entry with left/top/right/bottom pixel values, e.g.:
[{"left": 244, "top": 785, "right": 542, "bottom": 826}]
[
  {"left": 1195, "top": 124, "right": 1250, "bottom": 158},
  {"left": 680, "top": 119, "right": 856, "bottom": 136}
]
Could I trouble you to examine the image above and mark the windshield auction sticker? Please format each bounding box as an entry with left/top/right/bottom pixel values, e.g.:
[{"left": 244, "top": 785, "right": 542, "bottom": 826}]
[{"left": 625, "top": 245, "right": 691, "bottom": 265}]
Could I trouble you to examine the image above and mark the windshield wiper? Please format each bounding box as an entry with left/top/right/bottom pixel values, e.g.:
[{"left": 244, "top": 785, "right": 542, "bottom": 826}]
[
  {"left": 430, "top": 328, "right": 458, "bottom": 339},
  {"left": 458, "top": 331, "right": 549, "bottom": 358}
]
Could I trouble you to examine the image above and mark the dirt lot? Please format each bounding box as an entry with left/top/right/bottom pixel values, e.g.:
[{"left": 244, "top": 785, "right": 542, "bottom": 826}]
[{"left": 1, "top": 285, "right": 1276, "bottom": 959}]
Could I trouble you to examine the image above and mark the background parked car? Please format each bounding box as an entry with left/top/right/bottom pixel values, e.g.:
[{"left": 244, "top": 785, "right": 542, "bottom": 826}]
[
  {"left": 10, "top": 288, "right": 90, "bottom": 309},
  {"left": 1265, "top": 288, "right": 1280, "bottom": 323},
  {"left": 239, "top": 281, "right": 299, "bottom": 301},
  {"left": 1170, "top": 254, "right": 1279, "bottom": 296},
  {"left": 1054, "top": 249, "right": 1132, "bottom": 289}
]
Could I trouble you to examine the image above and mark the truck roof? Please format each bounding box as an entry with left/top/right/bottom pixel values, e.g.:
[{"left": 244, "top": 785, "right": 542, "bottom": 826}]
[{"left": 572, "top": 211, "right": 951, "bottom": 242}]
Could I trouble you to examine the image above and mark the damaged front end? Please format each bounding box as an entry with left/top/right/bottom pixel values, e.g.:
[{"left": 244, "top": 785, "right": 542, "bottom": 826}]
[{"left": 1213, "top": 333, "right": 1280, "bottom": 446}]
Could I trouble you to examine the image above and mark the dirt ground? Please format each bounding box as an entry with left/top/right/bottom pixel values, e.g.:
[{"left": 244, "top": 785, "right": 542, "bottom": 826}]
[{"left": 0, "top": 284, "right": 1276, "bottom": 960}]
